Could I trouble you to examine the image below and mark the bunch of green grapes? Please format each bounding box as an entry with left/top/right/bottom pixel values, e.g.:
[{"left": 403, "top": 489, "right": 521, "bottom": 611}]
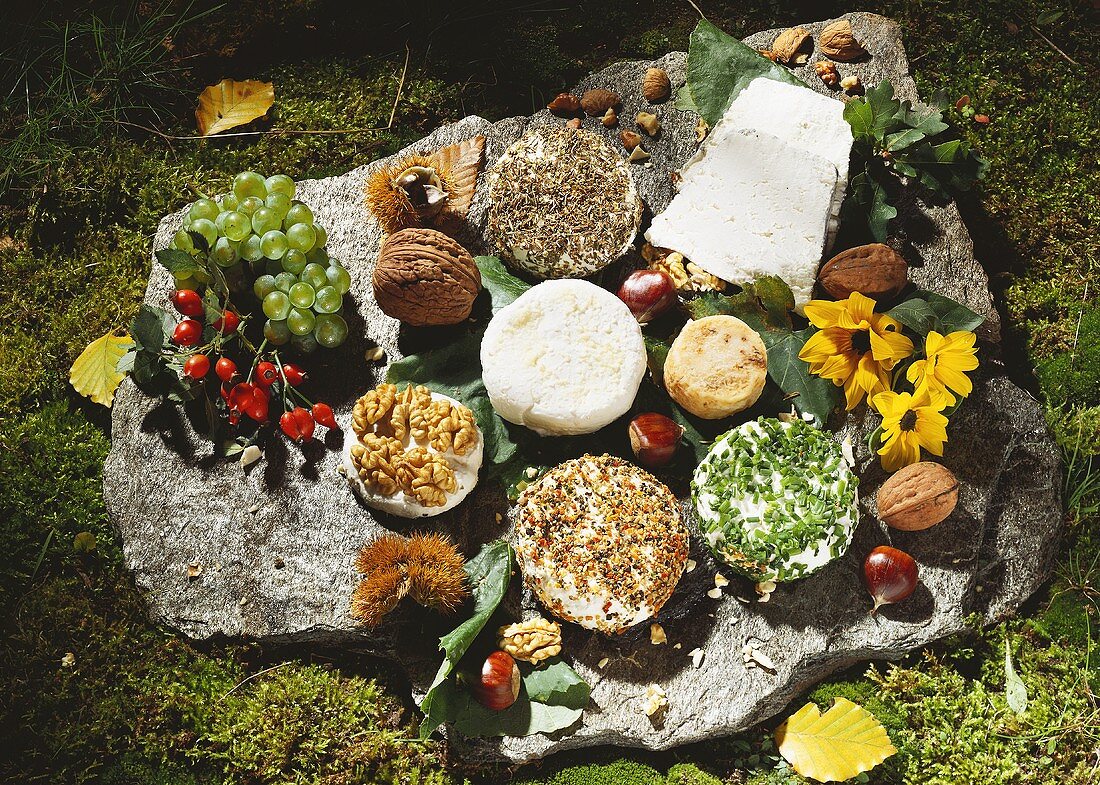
[{"left": 171, "top": 171, "right": 351, "bottom": 352}]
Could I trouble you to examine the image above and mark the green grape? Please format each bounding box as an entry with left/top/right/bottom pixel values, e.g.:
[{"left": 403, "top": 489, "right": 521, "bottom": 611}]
[
  {"left": 287, "top": 307, "right": 316, "bottom": 336},
  {"left": 282, "top": 248, "right": 307, "bottom": 275},
  {"left": 275, "top": 272, "right": 297, "bottom": 293},
  {"left": 188, "top": 198, "right": 219, "bottom": 223},
  {"left": 222, "top": 211, "right": 252, "bottom": 242},
  {"left": 288, "top": 281, "right": 315, "bottom": 309},
  {"left": 190, "top": 218, "right": 218, "bottom": 248},
  {"left": 218, "top": 193, "right": 239, "bottom": 212},
  {"left": 291, "top": 332, "right": 320, "bottom": 354},
  {"left": 260, "top": 230, "right": 289, "bottom": 260},
  {"left": 237, "top": 196, "right": 264, "bottom": 216},
  {"left": 313, "top": 285, "right": 342, "bottom": 313},
  {"left": 265, "top": 192, "right": 291, "bottom": 218},
  {"left": 253, "top": 274, "right": 277, "bottom": 299},
  {"left": 264, "top": 318, "right": 292, "bottom": 346},
  {"left": 172, "top": 229, "right": 195, "bottom": 252},
  {"left": 313, "top": 313, "right": 348, "bottom": 349},
  {"left": 263, "top": 291, "right": 291, "bottom": 320},
  {"left": 313, "top": 223, "right": 328, "bottom": 248},
  {"left": 265, "top": 257, "right": 284, "bottom": 276},
  {"left": 286, "top": 222, "right": 316, "bottom": 253},
  {"left": 251, "top": 207, "right": 280, "bottom": 235},
  {"left": 326, "top": 264, "right": 352, "bottom": 295},
  {"left": 173, "top": 272, "right": 197, "bottom": 290},
  {"left": 285, "top": 202, "right": 314, "bottom": 227},
  {"left": 305, "top": 247, "right": 329, "bottom": 265},
  {"left": 265, "top": 174, "right": 295, "bottom": 198},
  {"left": 192, "top": 268, "right": 212, "bottom": 285},
  {"left": 215, "top": 210, "right": 231, "bottom": 234},
  {"left": 301, "top": 262, "right": 328, "bottom": 289},
  {"left": 211, "top": 236, "right": 238, "bottom": 267},
  {"left": 233, "top": 171, "right": 267, "bottom": 201},
  {"left": 240, "top": 233, "right": 264, "bottom": 262}
]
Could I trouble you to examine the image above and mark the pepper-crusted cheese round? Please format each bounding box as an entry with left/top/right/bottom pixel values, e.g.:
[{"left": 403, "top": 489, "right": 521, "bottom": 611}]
[
  {"left": 513, "top": 455, "right": 689, "bottom": 634},
  {"left": 486, "top": 126, "right": 642, "bottom": 279},
  {"left": 480, "top": 279, "right": 646, "bottom": 436},
  {"left": 692, "top": 418, "right": 858, "bottom": 582}
]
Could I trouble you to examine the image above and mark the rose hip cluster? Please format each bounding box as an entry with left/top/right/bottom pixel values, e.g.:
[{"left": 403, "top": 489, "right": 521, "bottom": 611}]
[{"left": 169, "top": 288, "right": 337, "bottom": 444}]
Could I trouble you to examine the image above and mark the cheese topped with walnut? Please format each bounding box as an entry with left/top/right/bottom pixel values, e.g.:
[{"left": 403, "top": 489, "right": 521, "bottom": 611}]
[
  {"left": 512, "top": 455, "right": 689, "bottom": 634},
  {"left": 343, "top": 383, "right": 483, "bottom": 518}
]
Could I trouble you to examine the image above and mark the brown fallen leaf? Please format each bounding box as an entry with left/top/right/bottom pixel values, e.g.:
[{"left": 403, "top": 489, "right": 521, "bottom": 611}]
[
  {"left": 196, "top": 78, "right": 275, "bottom": 136},
  {"left": 433, "top": 135, "right": 485, "bottom": 223}
]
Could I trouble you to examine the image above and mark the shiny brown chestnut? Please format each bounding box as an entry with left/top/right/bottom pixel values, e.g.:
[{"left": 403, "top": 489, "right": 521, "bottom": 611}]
[
  {"left": 863, "top": 545, "right": 919, "bottom": 614},
  {"left": 617, "top": 269, "right": 677, "bottom": 324},
  {"left": 628, "top": 413, "right": 684, "bottom": 469},
  {"left": 472, "top": 650, "right": 521, "bottom": 711}
]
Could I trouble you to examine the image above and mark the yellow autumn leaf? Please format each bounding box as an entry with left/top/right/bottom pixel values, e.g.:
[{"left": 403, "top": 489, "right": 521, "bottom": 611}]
[
  {"left": 195, "top": 78, "right": 275, "bottom": 136},
  {"left": 775, "top": 698, "right": 896, "bottom": 782},
  {"left": 69, "top": 332, "right": 133, "bottom": 407}
]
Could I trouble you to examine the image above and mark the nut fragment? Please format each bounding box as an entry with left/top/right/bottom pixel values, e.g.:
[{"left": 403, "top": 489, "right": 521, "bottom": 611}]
[
  {"left": 601, "top": 107, "right": 618, "bottom": 127},
  {"left": 498, "top": 617, "right": 562, "bottom": 663},
  {"left": 643, "top": 683, "right": 668, "bottom": 717},
  {"left": 840, "top": 75, "right": 862, "bottom": 94},
  {"left": 819, "top": 19, "right": 868, "bottom": 61},
  {"left": 877, "top": 461, "right": 959, "bottom": 531},
  {"left": 620, "top": 130, "right": 643, "bottom": 151},
  {"left": 627, "top": 146, "right": 651, "bottom": 163},
  {"left": 636, "top": 111, "right": 660, "bottom": 136},
  {"left": 647, "top": 249, "right": 726, "bottom": 293},
  {"left": 547, "top": 93, "right": 581, "bottom": 115},
  {"left": 565, "top": 117, "right": 582, "bottom": 129},
  {"left": 758, "top": 49, "right": 779, "bottom": 62},
  {"left": 650, "top": 623, "right": 667, "bottom": 645},
  {"left": 694, "top": 118, "right": 709, "bottom": 143},
  {"left": 818, "top": 243, "right": 908, "bottom": 300},
  {"left": 814, "top": 60, "right": 840, "bottom": 87},
  {"left": 642, "top": 67, "right": 671, "bottom": 102},
  {"left": 771, "top": 27, "right": 812, "bottom": 64},
  {"left": 580, "top": 88, "right": 620, "bottom": 116}
]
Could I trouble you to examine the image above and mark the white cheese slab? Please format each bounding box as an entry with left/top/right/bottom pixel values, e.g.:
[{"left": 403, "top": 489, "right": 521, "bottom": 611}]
[{"left": 646, "top": 127, "right": 839, "bottom": 309}]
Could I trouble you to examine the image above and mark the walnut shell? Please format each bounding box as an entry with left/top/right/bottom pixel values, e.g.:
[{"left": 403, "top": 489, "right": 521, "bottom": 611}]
[
  {"left": 771, "top": 27, "right": 812, "bottom": 64},
  {"left": 372, "top": 228, "right": 481, "bottom": 326},
  {"left": 580, "top": 88, "right": 621, "bottom": 116},
  {"left": 877, "top": 462, "right": 959, "bottom": 531},
  {"left": 818, "top": 243, "right": 908, "bottom": 300},
  {"left": 642, "top": 67, "right": 671, "bottom": 102},
  {"left": 819, "top": 19, "right": 867, "bottom": 61}
]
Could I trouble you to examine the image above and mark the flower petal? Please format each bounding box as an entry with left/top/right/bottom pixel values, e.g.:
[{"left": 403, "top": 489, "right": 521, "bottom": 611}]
[{"left": 804, "top": 299, "right": 848, "bottom": 329}]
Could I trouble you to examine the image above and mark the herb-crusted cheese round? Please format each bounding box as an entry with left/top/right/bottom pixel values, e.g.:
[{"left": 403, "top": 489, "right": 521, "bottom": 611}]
[
  {"left": 692, "top": 418, "right": 858, "bottom": 583},
  {"left": 486, "top": 127, "right": 642, "bottom": 279},
  {"left": 513, "top": 454, "right": 689, "bottom": 634}
]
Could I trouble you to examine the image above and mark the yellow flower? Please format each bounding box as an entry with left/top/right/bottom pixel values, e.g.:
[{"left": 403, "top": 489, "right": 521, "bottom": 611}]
[
  {"left": 872, "top": 389, "right": 949, "bottom": 472},
  {"left": 798, "top": 292, "right": 915, "bottom": 410},
  {"left": 907, "top": 330, "right": 979, "bottom": 408}
]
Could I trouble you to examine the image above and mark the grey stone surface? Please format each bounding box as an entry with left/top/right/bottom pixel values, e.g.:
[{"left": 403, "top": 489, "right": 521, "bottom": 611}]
[{"left": 104, "top": 12, "right": 1057, "bottom": 764}]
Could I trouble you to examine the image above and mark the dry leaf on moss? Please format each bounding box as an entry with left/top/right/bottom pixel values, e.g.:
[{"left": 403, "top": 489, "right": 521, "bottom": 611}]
[
  {"left": 69, "top": 332, "right": 133, "bottom": 407},
  {"left": 775, "top": 697, "right": 895, "bottom": 782},
  {"left": 434, "top": 135, "right": 485, "bottom": 223},
  {"left": 195, "top": 78, "right": 275, "bottom": 136}
]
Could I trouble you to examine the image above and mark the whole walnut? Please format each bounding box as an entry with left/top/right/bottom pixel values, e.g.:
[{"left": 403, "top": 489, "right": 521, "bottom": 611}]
[{"left": 373, "top": 228, "right": 481, "bottom": 326}]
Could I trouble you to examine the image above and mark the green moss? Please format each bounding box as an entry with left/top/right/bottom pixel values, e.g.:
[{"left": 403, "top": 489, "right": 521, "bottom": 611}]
[
  {"left": 513, "top": 758, "right": 665, "bottom": 785},
  {"left": 1036, "top": 307, "right": 1100, "bottom": 407},
  {"left": 665, "top": 763, "right": 725, "bottom": 785}
]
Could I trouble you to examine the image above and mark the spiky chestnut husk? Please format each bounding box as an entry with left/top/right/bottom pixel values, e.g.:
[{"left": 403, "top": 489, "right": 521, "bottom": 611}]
[
  {"left": 354, "top": 532, "right": 410, "bottom": 575},
  {"left": 350, "top": 566, "right": 409, "bottom": 627},
  {"left": 364, "top": 154, "right": 456, "bottom": 234}
]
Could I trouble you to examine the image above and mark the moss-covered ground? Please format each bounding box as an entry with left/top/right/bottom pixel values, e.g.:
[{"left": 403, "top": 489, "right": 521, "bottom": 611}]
[{"left": 1, "top": 1, "right": 1097, "bottom": 782}]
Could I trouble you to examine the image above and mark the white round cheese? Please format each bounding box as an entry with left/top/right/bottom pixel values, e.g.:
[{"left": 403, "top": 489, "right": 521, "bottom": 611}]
[
  {"left": 343, "top": 390, "right": 483, "bottom": 518},
  {"left": 480, "top": 279, "right": 646, "bottom": 436}
]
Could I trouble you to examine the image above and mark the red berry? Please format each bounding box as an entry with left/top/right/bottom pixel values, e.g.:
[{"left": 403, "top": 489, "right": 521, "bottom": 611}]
[
  {"left": 219, "top": 382, "right": 232, "bottom": 402},
  {"left": 215, "top": 357, "right": 238, "bottom": 382},
  {"left": 311, "top": 402, "right": 337, "bottom": 429},
  {"left": 171, "top": 289, "right": 204, "bottom": 317},
  {"left": 172, "top": 319, "right": 203, "bottom": 346},
  {"left": 212, "top": 310, "right": 240, "bottom": 334},
  {"left": 255, "top": 361, "right": 279, "bottom": 387},
  {"left": 280, "top": 406, "right": 315, "bottom": 443},
  {"left": 281, "top": 363, "right": 307, "bottom": 387},
  {"left": 182, "top": 354, "right": 210, "bottom": 380},
  {"left": 228, "top": 382, "right": 256, "bottom": 413},
  {"left": 245, "top": 395, "right": 269, "bottom": 422},
  {"left": 228, "top": 411, "right": 241, "bottom": 426}
]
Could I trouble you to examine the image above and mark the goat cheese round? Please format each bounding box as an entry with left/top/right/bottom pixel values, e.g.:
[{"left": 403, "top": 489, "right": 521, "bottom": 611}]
[
  {"left": 480, "top": 279, "right": 646, "bottom": 436},
  {"left": 513, "top": 454, "right": 690, "bottom": 634},
  {"left": 692, "top": 418, "right": 858, "bottom": 583},
  {"left": 486, "top": 127, "right": 642, "bottom": 279}
]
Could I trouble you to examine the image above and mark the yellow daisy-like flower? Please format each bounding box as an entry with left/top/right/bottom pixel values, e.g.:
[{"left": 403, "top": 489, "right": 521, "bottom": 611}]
[
  {"left": 872, "top": 389, "right": 949, "bottom": 472},
  {"left": 907, "top": 330, "right": 979, "bottom": 408},
  {"left": 798, "top": 292, "right": 915, "bottom": 410}
]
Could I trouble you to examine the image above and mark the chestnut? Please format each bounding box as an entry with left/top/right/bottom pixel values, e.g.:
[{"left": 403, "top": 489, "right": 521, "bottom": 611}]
[
  {"left": 628, "top": 413, "right": 684, "bottom": 469},
  {"left": 863, "top": 545, "right": 918, "bottom": 614},
  {"left": 472, "top": 650, "right": 521, "bottom": 711},
  {"left": 617, "top": 269, "right": 677, "bottom": 324}
]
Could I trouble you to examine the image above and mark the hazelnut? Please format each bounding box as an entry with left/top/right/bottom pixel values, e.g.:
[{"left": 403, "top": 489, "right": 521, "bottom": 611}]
[
  {"left": 580, "top": 88, "right": 620, "bottom": 116},
  {"left": 642, "top": 67, "right": 671, "bottom": 102},
  {"left": 372, "top": 228, "right": 481, "bottom": 326}
]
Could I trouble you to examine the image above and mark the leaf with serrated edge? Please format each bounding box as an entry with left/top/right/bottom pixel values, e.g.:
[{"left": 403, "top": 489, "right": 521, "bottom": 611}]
[
  {"left": 195, "top": 78, "right": 274, "bottom": 136},
  {"left": 776, "top": 698, "right": 896, "bottom": 782},
  {"left": 70, "top": 333, "right": 134, "bottom": 406},
  {"left": 434, "top": 136, "right": 485, "bottom": 222},
  {"left": 523, "top": 660, "right": 591, "bottom": 709}
]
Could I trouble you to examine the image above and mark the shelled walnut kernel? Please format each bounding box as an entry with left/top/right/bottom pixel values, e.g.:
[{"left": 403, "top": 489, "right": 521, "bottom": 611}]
[{"left": 498, "top": 618, "right": 562, "bottom": 663}]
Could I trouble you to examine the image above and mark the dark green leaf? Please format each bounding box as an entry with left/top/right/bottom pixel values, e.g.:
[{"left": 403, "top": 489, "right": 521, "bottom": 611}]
[
  {"left": 761, "top": 328, "right": 841, "bottom": 425},
  {"left": 155, "top": 248, "right": 206, "bottom": 279},
  {"left": 684, "top": 276, "right": 793, "bottom": 334},
  {"left": 843, "top": 98, "right": 876, "bottom": 140},
  {"left": 884, "top": 127, "right": 927, "bottom": 152},
  {"left": 130, "top": 304, "right": 170, "bottom": 351},
  {"left": 886, "top": 297, "right": 938, "bottom": 334},
  {"left": 925, "top": 292, "right": 985, "bottom": 333},
  {"left": 674, "top": 85, "right": 700, "bottom": 113},
  {"left": 475, "top": 256, "right": 530, "bottom": 314},
  {"left": 431, "top": 682, "right": 584, "bottom": 738},
  {"left": 685, "top": 19, "right": 802, "bottom": 126},
  {"left": 644, "top": 334, "right": 671, "bottom": 381},
  {"left": 131, "top": 348, "right": 167, "bottom": 385},
  {"left": 187, "top": 230, "right": 210, "bottom": 254},
  {"left": 862, "top": 81, "right": 901, "bottom": 141},
  {"left": 1036, "top": 9, "right": 1064, "bottom": 26},
  {"left": 523, "top": 660, "right": 591, "bottom": 709}
]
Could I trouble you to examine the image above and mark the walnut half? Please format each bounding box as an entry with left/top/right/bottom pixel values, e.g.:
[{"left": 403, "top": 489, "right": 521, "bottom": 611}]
[{"left": 497, "top": 618, "right": 563, "bottom": 664}]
